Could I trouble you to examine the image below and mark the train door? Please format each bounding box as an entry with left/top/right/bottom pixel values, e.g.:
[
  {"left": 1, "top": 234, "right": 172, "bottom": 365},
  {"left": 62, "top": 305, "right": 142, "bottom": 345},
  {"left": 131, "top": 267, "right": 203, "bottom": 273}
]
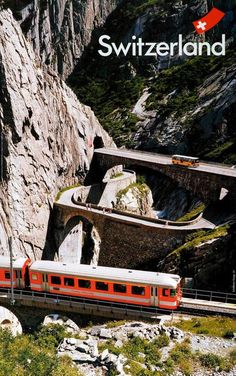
[
  {"left": 16, "top": 270, "right": 23, "bottom": 288},
  {"left": 151, "top": 286, "right": 158, "bottom": 306},
  {"left": 24, "top": 266, "right": 30, "bottom": 289},
  {"left": 42, "top": 274, "right": 49, "bottom": 292}
]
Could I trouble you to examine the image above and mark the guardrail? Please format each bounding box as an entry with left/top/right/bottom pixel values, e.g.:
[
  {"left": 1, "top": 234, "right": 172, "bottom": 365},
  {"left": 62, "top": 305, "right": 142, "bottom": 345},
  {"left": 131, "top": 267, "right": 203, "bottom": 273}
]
[
  {"left": 0, "top": 288, "right": 173, "bottom": 319},
  {"left": 0, "top": 288, "right": 235, "bottom": 317},
  {"left": 182, "top": 288, "right": 236, "bottom": 304},
  {"left": 69, "top": 195, "right": 203, "bottom": 228}
]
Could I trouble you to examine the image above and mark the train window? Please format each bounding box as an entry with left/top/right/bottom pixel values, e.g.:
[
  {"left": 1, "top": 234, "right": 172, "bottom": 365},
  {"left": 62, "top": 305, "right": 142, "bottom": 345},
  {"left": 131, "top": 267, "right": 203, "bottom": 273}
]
[
  {"left": 64, "top": 277, "right": 74, "bottom": 287},
  {"left": 78, "top": 279, "right": 91, "bottom": 289},
  {"left": 113, "top": 283, "right": 127, "bottom": 293},
  {"left": 163, "top": 288, "right": 169, "bottom": 297},
  {"left": 32, "top": 273, "right": 38, "bottom": 280},
  {"left": 170, "top": 289, "right": 176, "bottom": 296},
  {"left": 131, "top": 286, "right": 145, "bottom": 296},
  {"left": 51, "top": 276, "right": 61, "bottom": 285},
  {"left": 4, "top": 272, "right": 10, "bottom": 279},
  {"left": 96, "top": 281, "right": 109, "bottom": 291}
]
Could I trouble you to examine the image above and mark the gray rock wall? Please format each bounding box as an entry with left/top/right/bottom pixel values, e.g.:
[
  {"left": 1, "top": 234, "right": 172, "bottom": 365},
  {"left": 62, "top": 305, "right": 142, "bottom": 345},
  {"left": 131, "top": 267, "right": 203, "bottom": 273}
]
[
  {"left": 3, "top": 0, "right": 121, "bottom": 78},
  {"left": 0, "top": 9, "right": 113, "bottom": 259}
]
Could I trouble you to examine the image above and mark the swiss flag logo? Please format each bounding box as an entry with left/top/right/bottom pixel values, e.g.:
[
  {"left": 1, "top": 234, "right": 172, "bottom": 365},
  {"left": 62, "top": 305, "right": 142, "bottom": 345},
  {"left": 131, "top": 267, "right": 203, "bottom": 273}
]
[{"left": 193, "top": 7, "right": 225, "bottom": 34}]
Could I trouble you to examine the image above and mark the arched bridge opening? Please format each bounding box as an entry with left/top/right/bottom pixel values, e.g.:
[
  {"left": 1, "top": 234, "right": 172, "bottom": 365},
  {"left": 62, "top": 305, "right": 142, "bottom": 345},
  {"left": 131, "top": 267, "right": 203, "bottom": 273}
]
[{"left": 56, "top": 213, "right": 101, "bottom": 265}]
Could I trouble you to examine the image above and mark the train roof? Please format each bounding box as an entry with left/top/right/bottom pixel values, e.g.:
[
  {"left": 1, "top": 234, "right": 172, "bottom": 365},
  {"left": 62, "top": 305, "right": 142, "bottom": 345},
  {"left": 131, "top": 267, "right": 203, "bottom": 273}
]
[
  {"left": 0, "top": 256, "right": 28, "bottom": 269},
  {"left": 30, "top": 261, "right": 181, "bottom": 288}
]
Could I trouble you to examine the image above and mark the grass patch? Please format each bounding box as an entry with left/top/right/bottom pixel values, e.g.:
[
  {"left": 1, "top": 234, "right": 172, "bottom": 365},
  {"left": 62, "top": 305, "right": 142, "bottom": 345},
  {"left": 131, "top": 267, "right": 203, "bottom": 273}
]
[
  {"left": 110, "top": 172, "right": 124, "bottom": 179},
  {"left": 177, "top": 203, "right": 206, "bottom": 222},
  {"left": 116, "top": 182, "right": 149, "bottom": 201},
  {"left": 121, "top": 336, "right": 161, "bottom": 365},
  {"left": 168, "top": 225, "right": 229, "bottom": 258},
  {"left": 175, "top": 317, "right": 236, "bottom": 338},
  {"left": 106, "top": 320, "right": 127, "bottom": 328},
  {"left": 55, "top": 184, "right": 81, "bottom": 201},
  {"left": 167, "top": 340, "right": 195, "bottom": 376}
]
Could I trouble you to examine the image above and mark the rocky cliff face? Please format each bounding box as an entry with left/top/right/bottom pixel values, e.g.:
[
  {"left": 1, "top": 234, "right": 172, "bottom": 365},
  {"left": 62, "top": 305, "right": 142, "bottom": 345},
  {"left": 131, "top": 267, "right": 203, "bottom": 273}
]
[
  {"left": 0, "top": 9, "right": 113, "bottom": 259},
  {"left": 3, "top": 0, "right": 120, "bottom": 78},
  {"left": 160, "top": 226, "right": 236, "bottom": 291},
  {"left": 115, "top": 183, "right": 155, "bottom": 217}
]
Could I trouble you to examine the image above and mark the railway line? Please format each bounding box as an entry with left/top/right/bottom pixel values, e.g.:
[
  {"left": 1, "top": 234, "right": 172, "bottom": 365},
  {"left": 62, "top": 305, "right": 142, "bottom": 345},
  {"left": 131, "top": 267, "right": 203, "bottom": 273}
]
[{"left": 0, "top": 288, "right": 235, "bottom": 320}]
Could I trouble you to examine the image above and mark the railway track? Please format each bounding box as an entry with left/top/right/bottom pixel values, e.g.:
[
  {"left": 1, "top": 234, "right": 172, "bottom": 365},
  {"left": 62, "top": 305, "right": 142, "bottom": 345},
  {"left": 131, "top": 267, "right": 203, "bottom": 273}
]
[{"left": 0, "top": 288, "right": 235, "bottom": 319}]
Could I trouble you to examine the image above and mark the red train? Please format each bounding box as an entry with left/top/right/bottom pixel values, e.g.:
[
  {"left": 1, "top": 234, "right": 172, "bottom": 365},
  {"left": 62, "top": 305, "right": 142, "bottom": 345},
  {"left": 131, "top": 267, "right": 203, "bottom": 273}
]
[{"left": 0, "top": 256, "right": 182, "bottom": 310}]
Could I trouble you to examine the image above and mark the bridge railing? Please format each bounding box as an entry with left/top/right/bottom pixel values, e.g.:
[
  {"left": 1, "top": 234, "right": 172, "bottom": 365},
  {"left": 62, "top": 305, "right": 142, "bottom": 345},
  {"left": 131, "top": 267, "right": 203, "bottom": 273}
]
[
  {"left": 182, "top": 288, "right": 236, "bottom": 304},
  {"left": 0, "top": 288, "right": 235, "bottom": 317},
  {"left": 69, "top": 194, "right": 203, "bottom": 227},
  {"left": 0, "top": 288, "right": 172, "bottom": 317}
]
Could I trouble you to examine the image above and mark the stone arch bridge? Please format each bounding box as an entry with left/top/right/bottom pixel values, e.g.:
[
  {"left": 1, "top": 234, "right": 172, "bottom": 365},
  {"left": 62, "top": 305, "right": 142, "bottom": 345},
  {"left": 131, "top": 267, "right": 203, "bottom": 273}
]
[
  {"left": 54, "top": 187, "right": 214, "bottom": 270},
  {"left": 92, "top": 148, "right": 236, "bottom": 202}
]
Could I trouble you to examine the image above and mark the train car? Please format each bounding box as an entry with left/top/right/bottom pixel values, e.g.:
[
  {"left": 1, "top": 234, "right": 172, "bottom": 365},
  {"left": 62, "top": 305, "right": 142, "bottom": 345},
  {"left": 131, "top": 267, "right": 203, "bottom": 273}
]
[
  {"left": 29, "top": 261, "right": 182, "bottom": 309},
  {"left": 172, "top": 155, "right": 199, "bottom": 167},
  {"left": 0, "top": 256, "right": 30, "bottom": 289}
]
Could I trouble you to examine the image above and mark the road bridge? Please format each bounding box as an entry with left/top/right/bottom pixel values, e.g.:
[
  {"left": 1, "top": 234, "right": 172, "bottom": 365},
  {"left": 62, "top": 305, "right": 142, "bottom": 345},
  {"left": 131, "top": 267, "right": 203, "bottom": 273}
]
[
  {"left": 54, "top": 187, "right": 215, "bottom": 269},
  {"left": 55, "top": 188, "right": 214, "bottom": 232},
  {"left": 93, "top": 148, "right": 236, "bottom": 202}
]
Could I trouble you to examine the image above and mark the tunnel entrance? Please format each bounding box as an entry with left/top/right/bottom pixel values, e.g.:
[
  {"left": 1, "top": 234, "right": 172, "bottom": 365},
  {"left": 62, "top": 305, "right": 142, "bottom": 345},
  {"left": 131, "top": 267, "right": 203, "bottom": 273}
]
[{"left": 93, "top": 136, "right": 104, "bottom": 149}]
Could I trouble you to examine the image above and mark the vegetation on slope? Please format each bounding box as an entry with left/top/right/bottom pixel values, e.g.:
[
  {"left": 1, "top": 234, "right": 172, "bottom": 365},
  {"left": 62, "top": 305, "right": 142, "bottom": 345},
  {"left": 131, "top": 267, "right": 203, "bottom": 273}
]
[
  {"left": 167, "top": 224, "right": 230, "bottom": 258},
  {"left": 55, "top": 184, "right": 81, "bottom": 202},
  {"left": 68, "top": 0, "right": 236, "bottom": 160},
  {"left": 99, "top": 334, "right": 236, "bottom": 376},
  {"left": 0, "top": 324, "right": 81, "bottom": 376},
  {"left": 116, "top": 181, "right": 150, "bottom": 201},
  {"left": 176, "top": 203, "right": 205, "bottom": 222},
  {"left": 174, "top": 317, "right": 236, "bottom": 338}
]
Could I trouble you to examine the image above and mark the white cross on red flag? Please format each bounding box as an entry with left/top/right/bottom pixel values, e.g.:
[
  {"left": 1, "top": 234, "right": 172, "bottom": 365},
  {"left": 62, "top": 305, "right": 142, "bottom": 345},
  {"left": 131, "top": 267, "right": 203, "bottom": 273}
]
[{"left": 193, "top": 7, "right": 225, "bottom": 34}]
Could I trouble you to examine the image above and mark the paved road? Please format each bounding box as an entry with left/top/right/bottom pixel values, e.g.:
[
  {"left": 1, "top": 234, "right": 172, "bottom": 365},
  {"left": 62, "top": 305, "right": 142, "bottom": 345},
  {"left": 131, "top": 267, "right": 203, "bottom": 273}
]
[
  {"left": 95, "top": 148, "right": 236, "bottom": 178},
  {"left": 56, "top": 188, "right": 215, "bottom": 231}
]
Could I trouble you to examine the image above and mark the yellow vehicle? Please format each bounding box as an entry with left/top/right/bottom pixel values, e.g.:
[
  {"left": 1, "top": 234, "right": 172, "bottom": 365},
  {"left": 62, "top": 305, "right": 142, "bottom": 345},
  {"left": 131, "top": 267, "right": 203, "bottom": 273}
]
[{"left": 172, "top": 155, "right": 200, "bottom": 167}]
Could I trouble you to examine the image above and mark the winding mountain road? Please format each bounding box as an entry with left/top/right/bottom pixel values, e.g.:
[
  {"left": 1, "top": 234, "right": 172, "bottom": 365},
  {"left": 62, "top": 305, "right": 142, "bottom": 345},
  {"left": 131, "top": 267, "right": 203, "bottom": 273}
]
[{"left": 55, "top": 188, "right": 215, "bottom": 231}]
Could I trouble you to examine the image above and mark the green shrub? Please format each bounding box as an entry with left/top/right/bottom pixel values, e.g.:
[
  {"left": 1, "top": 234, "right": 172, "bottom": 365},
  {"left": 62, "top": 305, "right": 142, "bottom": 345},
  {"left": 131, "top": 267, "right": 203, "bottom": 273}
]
[
  {"left": 153, "top": 334, "right": 170, "bottom": 348},
  {"left": 223, "top": 330, "right": 234, "bottom": 339},
  {"left": 137, "top": 175, "right": 146, "bottom": 185},
  {"left": 196, "top": 328, "right": 209, "bottom": 335},
  {"left": 199, "top": 353, "right": 222, "bottom": 368},
  {"left": 229, "top": 349, "right": 236, "bottom": 362},
  {"left": 169, "top": 341, "right": 192, "bottom": 362}
]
